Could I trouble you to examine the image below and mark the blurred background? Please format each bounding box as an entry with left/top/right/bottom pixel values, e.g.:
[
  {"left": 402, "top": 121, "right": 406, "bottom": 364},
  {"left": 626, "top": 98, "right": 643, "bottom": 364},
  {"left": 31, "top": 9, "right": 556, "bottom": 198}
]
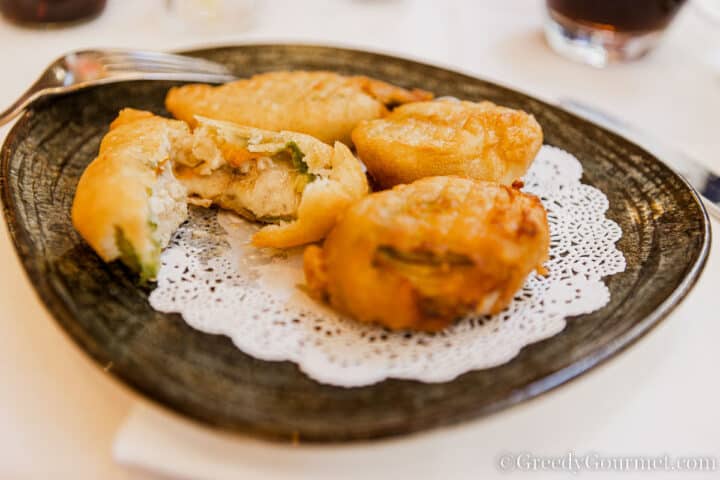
[{"left": 1, "top": 0, "right": 718, "bottom": 163}]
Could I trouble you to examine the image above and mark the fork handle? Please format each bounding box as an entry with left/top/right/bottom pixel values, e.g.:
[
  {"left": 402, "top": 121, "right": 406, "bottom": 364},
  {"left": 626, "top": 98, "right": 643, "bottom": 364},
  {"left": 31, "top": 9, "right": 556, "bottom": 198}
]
[
  {"left": 0, "top": 88, "right": 45, "bottom": 127},
  {"left": 0, "top": 65, "right": 67, "bottom": 127},
  {"left": 0, "top": 71, "right": 58, "bottom": 126}
]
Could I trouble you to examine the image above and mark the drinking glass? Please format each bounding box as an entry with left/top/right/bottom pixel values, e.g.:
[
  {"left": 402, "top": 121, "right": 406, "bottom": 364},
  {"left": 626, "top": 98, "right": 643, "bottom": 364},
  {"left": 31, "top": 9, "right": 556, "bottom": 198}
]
[
  {"left": 544, "top": 0, "right": 688, "bottom": 67},
  {"left": 0, "top": 0, "right": 106, "bottom": 25}
]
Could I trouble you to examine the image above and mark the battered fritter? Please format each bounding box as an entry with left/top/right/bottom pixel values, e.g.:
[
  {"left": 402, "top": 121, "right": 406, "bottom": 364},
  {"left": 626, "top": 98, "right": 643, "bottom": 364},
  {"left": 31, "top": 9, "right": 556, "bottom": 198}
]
[
  {"left": 352, "top": 100, "right": 543, "bottom": 188},
  {"left": 304, "top": 176, "right": 549, "bottom": 331},
  {"left": 165, "top": 70, "right": 432, "bottom": 145},
  {"left": 72, "top": 109, "right": 191, "bottom": 281},
  {"left": 174, "top": 117, "right": 369, "bottom": 248}
]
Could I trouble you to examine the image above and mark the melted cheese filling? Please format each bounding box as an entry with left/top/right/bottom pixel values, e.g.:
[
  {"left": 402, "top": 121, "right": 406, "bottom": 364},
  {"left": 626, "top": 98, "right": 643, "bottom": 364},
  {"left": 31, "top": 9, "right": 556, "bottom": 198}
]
[{"left": 148, "top": 165, "right": 188, "bottom": 247}]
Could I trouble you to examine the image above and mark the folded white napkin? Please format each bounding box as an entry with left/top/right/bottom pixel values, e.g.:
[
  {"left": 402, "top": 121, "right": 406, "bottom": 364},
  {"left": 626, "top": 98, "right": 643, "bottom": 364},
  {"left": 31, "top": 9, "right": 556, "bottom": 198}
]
[
  {"left": 114, "top": 404, "right": 432, "bottom": 480},
  {"left": 112, "top": 402, "right": 503, "bottom": 480},
  {"left": 114, "top": 404, "right": 268, "bottom": 480},
  {"left": 115, "top": 404, "right": 339, "bottom": 480}
]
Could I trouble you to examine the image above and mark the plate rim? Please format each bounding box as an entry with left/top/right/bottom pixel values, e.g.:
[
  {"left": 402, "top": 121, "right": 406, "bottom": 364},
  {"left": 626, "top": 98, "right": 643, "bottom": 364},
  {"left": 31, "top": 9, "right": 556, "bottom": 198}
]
[{"left": 0, "top": 43, "right": 712, "bottom": 441}]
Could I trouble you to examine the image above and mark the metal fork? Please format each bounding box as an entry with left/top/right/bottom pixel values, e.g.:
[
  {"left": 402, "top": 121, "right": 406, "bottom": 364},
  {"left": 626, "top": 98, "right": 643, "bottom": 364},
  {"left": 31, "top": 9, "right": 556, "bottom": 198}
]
[{"left": 0, "top": 49, "right": 237, "bottom": 127}]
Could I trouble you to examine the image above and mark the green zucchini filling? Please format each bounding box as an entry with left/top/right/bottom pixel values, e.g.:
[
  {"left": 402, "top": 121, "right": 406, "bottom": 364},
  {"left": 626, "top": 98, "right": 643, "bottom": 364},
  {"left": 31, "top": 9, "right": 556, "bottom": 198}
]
[{"left": 114, "top": 226, "right": 159, "bottom": 283}]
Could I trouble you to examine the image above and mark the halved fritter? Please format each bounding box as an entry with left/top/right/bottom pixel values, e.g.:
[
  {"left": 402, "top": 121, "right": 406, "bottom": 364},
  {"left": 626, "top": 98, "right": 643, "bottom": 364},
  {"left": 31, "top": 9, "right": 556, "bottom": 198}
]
[
  {"left": 352, "top": 100, "right": 543, "bottom": 188},
  {"left": 165, "top": 70, "right": 432, "bottom": 145},
  {"left": 72, "top": 109, "right": 191, "bottom": 281},
  {"left": 304, "top": 176, "right": 549, "bottom": 331},
  {"left": 174, "top": 117, "right": 369, "bottom": 248}
]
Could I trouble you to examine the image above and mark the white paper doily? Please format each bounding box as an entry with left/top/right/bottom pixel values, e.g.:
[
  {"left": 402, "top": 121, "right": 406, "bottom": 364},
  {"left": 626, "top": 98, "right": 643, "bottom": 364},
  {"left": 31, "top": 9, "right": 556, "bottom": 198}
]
[{"left": 149, "top": 146, "right": 626, "bottom": 387}]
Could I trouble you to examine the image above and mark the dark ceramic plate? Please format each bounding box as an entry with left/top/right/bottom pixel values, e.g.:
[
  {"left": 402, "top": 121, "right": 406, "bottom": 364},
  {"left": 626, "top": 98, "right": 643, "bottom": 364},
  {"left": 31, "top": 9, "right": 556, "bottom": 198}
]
[{"left": 0, "top": 45, "right": 709, "bottom": 442}]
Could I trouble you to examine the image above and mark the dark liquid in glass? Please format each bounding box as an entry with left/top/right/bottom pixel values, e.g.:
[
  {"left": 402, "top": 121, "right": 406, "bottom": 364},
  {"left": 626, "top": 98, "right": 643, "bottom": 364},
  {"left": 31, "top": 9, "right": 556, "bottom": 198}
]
[
  {"left": 547, "top": 0, "right": 687, "bottom": 32},
  {"left": 0, "top": 0, "right": 106, "bottom": 24}
]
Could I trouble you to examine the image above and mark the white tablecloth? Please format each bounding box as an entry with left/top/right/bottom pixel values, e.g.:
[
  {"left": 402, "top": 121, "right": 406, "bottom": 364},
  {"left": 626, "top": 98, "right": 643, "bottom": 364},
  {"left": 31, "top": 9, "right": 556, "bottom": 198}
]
[{"left": 1, "top": 1, "right": 719, "bottom": 478}]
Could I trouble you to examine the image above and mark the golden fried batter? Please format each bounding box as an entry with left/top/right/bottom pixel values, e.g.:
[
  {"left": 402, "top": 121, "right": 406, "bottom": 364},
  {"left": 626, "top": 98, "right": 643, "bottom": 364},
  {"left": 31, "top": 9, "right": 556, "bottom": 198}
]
[
  {"left": 352, "top": 100, "right": 543, "bottom": 188},
  {"left": 174, "top": 117, "right": 369, "bottom": 248},
  {"left": 165, "top": 70, "right": 432, "bottom": 146},
  {"left": 304, "top": 176, "right": 549, "bottom": 331},
  {"left": 72, "top": 109, "right": 191, "bottom": 281}
]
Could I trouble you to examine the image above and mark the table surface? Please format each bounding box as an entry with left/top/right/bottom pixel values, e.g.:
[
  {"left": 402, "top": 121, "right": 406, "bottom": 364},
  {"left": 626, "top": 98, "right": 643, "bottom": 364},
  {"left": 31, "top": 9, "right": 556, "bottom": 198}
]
[{"left": 1, "top": 1, "right": 719, "bottom": 478}]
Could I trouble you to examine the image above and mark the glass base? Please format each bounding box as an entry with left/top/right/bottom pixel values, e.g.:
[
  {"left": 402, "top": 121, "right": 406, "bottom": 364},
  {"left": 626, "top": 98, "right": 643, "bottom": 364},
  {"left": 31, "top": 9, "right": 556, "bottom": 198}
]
[{"left": 544, "top": 11, "right": 662, "bottom": 68}]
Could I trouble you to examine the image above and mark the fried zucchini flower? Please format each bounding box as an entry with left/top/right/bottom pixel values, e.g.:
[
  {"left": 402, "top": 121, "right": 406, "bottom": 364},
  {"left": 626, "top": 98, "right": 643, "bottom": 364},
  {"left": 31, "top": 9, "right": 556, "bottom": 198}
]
[
  {"left": 174, "top": 117, "right": 369, "bottom": 248},
  {"left": 304, "top": 176, "right": 549, "bottom": 331},
  {"left": 71, "top": 109, "right": 191, "bottom": 281},
  {"left": 166, "top": 70, "right": 432, "bottom": 145},
  {"left": 352, "top": 99, "right": 543, "bottom": 188}
]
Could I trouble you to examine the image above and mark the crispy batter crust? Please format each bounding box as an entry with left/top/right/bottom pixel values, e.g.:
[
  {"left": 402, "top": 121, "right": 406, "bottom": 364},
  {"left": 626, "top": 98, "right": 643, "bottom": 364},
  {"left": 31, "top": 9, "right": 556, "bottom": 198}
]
[
  {"left": 304, "top": 176, "right": 549, "bottom": 331},
  {"left": 165, "top": 70, "right": 432, "bottom": 145},
  {"left": 352, "top": 100, "right": 543, "bottom": 188},
  {"left": 71, "top": 109, "right": 191, "bottom": 278}
]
